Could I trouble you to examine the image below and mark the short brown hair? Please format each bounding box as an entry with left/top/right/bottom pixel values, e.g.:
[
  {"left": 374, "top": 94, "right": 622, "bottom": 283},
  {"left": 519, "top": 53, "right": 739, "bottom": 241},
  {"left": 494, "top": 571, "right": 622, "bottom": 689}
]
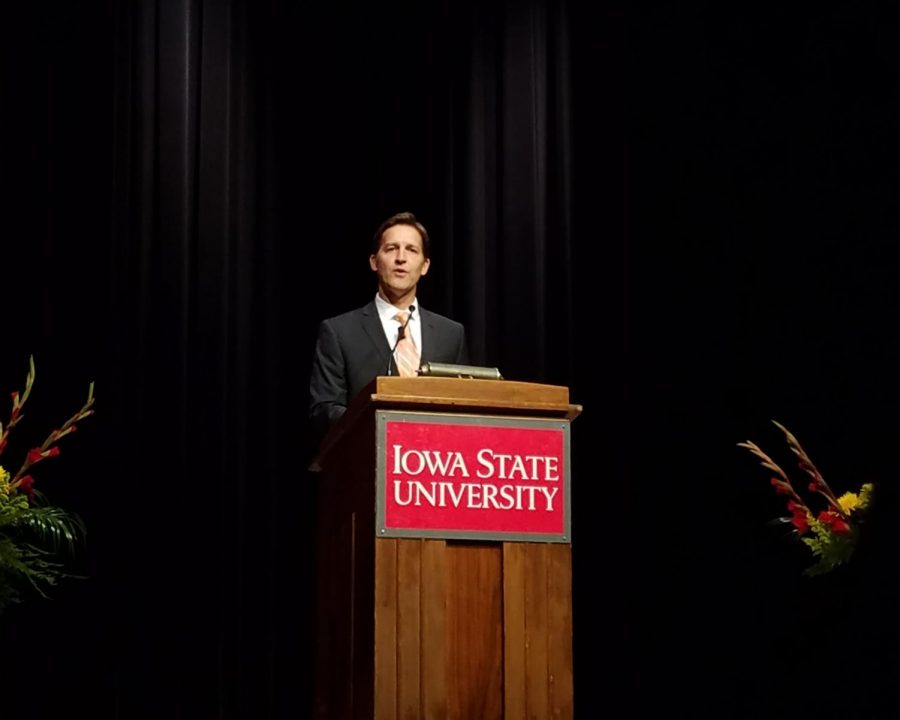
[{"left": 371, "top": 211, "right": 431, "bottom": 259}]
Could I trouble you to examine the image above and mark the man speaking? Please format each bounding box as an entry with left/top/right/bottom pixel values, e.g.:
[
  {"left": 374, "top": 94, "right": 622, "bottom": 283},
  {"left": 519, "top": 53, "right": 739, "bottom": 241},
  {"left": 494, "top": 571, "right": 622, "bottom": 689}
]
[{"left": 308, "top": 211, "right": 469, "bottom": 441}]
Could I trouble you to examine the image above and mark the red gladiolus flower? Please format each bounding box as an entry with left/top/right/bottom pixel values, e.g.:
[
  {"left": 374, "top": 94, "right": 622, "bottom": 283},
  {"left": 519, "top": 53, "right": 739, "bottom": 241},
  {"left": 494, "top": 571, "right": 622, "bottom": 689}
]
[
  {"left": 790, "top": 511, "right": 810, "bottom": 534},
  {"left": 26, "top": 446, "right": 61, "bottom": 465},
  {"left": 786, "top": 500, "right": 810, "bottom": 533},
  {"left": 18, "top": 475, "right": 35, "bottom": 498},
  {"left": 818, "top": 511, "right": 851, "bottom": 534},
  {"left": 770, "top": 478, "right": 791, "bottom": 494}
]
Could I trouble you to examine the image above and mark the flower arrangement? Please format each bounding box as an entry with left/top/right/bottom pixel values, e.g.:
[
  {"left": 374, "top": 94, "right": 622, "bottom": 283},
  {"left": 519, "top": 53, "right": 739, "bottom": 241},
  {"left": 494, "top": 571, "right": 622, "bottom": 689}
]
[
  {"left": 738, "top": 420, "right": 873, "bottom": 577},
  {"left": 0, "top": 357, "right": 95, "bottom": 613}
]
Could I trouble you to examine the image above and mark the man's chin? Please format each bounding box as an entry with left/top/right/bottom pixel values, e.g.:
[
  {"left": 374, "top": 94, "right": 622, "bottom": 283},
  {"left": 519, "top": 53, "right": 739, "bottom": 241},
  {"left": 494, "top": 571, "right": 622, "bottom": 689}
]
[{"left": 381, "top": 285, "right": 415, "bottom": 303}]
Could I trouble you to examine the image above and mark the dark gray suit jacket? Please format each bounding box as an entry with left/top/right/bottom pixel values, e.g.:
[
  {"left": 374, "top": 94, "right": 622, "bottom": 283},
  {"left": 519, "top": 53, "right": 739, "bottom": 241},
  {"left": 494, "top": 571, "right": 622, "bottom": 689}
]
[{"left": 309, "top": 300, "right": 468, "bottom": 438}]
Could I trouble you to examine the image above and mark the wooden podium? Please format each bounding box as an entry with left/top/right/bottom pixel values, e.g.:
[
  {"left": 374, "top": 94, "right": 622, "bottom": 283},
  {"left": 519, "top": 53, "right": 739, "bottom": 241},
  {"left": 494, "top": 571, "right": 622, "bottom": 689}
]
[{"left": 311, "top": 376, "right": 582, "bottom": 720}]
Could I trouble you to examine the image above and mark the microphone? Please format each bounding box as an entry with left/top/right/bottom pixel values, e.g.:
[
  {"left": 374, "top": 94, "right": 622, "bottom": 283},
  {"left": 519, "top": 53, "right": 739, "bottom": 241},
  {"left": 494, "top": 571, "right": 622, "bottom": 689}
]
[{"left": 386, "top": 305, "right": 416, "bottom": 376}]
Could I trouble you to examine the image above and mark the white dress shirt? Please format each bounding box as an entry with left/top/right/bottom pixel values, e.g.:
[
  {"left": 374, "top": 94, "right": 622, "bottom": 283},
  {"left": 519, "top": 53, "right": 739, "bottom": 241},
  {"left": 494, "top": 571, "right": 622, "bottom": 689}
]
[{"left": 374, "top": 293, "right": 423, "bottom": 356}]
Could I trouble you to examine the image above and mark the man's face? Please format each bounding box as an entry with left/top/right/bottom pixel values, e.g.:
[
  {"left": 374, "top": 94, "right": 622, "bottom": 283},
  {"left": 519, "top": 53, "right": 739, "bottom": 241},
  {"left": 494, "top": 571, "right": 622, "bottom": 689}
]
[{"left": 369, "top": 224, "right": 430, "bottom": 303}]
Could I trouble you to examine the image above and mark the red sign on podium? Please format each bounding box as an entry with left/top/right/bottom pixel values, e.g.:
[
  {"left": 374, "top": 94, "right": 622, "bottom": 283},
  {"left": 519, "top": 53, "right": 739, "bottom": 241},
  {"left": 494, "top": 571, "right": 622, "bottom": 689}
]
[{"left": 375, "top": 410, "right": 571, "bottom": 543}]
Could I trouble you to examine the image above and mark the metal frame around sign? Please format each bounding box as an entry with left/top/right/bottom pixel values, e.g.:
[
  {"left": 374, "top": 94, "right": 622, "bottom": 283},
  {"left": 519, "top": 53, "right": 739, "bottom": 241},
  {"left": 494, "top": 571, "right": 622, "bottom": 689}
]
[{"left": 375, "top": 410, "right": 572, "bottom": 543}]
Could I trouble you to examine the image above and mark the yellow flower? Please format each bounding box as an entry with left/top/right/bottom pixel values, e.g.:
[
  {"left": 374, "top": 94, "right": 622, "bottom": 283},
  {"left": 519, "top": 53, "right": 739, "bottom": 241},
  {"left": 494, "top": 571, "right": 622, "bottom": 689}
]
[{"left": 838, "top": 490, "right": 863, "bottom": 514}]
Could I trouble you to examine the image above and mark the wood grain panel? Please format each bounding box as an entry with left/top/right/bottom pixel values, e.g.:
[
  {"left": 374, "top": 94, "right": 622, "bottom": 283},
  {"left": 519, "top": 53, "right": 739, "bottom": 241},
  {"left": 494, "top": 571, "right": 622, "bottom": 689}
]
[
  {"left": 446, "top": 543, "right": 504, "bottom": 720},
  {"left": 503, "top": 542, "right": 528, "bottom": 720},
  {"left": 374, "top": 539, "right": 398, "bottom": 720},
  {"left": 548, "top": 545, "right": 573, "bottom": 718},
  {"left": 524, "top": 544, "right": 550, "bottom": 719},
  {"left": 421, "top": 540, "right": 448, "bottom": 719},
  {"left": 397, "top": 540, "right": 422, "bottom": 719}
]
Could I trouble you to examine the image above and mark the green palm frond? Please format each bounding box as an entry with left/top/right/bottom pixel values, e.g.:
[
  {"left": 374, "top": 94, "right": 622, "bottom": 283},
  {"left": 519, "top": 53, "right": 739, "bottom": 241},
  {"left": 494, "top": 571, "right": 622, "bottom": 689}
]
[
  {"left": 0, "top": 510, "right": 84, "bottom": 613},
  {"left": 19, "top": 504, "right": 85, "bottom": 554}
]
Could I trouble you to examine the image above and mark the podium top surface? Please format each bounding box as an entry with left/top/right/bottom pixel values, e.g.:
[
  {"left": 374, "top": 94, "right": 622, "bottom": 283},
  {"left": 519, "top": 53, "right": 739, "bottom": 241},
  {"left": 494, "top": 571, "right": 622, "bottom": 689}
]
[
  {"left": 312, "top": 376, "right": 582, "bottom": 470},
  {"left": 368, "top": 376, "right": 580, "bottom": 419},
  {"left": 372, "top": 375, "right": 569, "bottom": 404}
]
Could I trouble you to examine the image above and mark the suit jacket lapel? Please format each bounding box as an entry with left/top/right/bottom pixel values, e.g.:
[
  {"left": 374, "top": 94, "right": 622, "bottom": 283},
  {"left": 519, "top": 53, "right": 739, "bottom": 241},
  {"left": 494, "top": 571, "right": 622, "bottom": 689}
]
[
  {"left": 419, "top": 307, "right": 434, "bottom": 363},
  {"left": 361, "top": 300, "right": 392, "bottom": 369}
]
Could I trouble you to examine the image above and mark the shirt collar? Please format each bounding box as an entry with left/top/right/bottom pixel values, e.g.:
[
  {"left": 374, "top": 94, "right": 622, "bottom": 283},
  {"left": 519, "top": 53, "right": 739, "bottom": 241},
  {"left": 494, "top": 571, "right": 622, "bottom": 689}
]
[{"left": 374, "top": 293, "right": 419, "bottom": 322}]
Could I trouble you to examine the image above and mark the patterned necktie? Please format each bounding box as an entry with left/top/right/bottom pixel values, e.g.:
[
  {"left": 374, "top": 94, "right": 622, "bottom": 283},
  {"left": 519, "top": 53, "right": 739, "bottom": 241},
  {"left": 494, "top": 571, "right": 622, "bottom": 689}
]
[{"left": 393, "top": 311, "right": 420, "bottom": 377}]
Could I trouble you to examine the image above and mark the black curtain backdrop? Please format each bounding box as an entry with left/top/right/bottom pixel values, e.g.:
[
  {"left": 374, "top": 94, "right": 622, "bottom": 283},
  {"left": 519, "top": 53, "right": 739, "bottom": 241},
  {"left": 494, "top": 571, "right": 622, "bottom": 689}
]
[{"left": 2, "top": 2, "right": 899, "bottom": 718}]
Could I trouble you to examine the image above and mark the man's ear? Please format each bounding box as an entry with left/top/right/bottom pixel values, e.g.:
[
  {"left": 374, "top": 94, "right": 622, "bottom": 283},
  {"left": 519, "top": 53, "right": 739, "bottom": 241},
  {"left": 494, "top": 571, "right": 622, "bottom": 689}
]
[
  {"left": 369, "top": 255, "right": 378, "bottom": 271},
  {"left": 420, "top": 258, "right": 431, "bottom": 276}
]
